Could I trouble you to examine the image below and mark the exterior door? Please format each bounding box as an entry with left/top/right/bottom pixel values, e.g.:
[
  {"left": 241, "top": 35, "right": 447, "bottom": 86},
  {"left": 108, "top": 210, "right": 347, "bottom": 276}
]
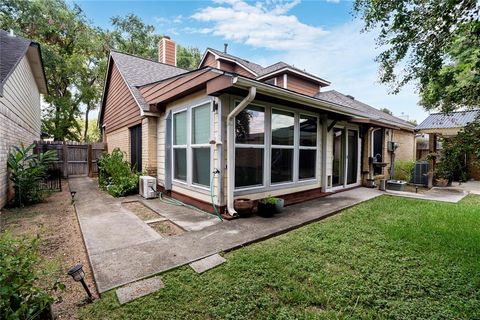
[
  {"left": 130, "top": 124, "right": 142, "bottom": 172},
  {"left": 332, "top": 128, "right": 344, "bottom": 187},
  {"left": 347, "top": 130, "right": 358, "bottom": 184}
]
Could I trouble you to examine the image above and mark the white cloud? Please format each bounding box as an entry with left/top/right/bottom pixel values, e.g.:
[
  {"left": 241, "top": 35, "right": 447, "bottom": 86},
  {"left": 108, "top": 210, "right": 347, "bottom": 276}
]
[
  {"left": 191, "top": 0, "right": 427, "bottom": 122},
  {"left": 325, "top": 0, "right": 341, "bottom": 3},
  {"left": 191, "top": 0, "right": 327, "bottom": 50}
]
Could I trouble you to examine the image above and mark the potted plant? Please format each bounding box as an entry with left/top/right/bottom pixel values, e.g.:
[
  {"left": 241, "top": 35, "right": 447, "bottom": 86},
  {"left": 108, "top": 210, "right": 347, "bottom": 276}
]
[
  {"left": 233, "top": 198, "right": 257, "bottom": 217},
  {"left": 258, "top": 196, "right": 284, "bottom": 216}
]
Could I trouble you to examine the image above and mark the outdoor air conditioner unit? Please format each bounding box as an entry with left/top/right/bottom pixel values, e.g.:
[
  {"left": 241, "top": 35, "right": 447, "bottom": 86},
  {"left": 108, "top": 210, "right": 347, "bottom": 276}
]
[{"left": 139, "top": 176, "right": 157, "bottom": 199}]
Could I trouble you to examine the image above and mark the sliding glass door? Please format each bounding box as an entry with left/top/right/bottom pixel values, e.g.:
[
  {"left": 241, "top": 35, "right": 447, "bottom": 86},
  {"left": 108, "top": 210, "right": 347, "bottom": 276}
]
[{"left": 332, "top": 127, "right": 359, "bottom": 187}]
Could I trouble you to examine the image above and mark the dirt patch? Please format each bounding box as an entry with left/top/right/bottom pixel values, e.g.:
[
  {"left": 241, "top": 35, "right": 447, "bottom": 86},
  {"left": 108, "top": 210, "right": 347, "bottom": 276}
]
[
  {"left": 148, "top": 220, "right": 185, "bottom": 237},
  {"left": 0, "top": 181, "right": 97, "bottom": 319},
  {"left": 122, "top": 201, "right": 162, "bottom": 221}
]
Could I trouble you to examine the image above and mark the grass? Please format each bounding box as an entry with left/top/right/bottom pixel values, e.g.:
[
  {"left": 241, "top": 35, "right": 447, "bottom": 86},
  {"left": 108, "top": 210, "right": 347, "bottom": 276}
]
[{"left": 79, "top": 195, "right": 480, "bottom": 319}]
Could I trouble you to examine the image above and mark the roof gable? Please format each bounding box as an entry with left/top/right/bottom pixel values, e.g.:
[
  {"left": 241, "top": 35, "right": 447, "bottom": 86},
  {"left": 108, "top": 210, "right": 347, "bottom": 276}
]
[{"left": 0, "top": 30, "right": 47, "bottom": 94}]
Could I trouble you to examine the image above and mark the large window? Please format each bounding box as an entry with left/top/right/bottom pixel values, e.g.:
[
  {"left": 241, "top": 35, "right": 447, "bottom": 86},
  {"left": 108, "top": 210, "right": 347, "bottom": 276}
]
[
  {"left": 271, "top": 109, "right": 294, "bottom": 184},
  {"left": 172, "top": 102, "right": 211, "bottom": 188},
  {"left": 235, "top": 105, "right": 265, "bottom": 188},
  {"left": 234, "top": 102, "right": 318, "bottom": 190}
]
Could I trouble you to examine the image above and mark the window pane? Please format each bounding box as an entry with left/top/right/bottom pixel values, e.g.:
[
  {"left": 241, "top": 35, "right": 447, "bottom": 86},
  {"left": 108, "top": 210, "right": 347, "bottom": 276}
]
[
  {"left": 174, "top": 148, "right": 187, "bottom": 181},
  {"left": 192, "top": 148, "right": 210, "bottom": 186},
  {"left": 235, "top": 148, "right": 263, "bottom": 187},
  {"left": 271, "top": 148, "right": 293, "bottom": 183},
  {"left": 299, "top": 149, "right": 316, "bottom": 180},
  {"left": 272, "top": 109, "right": 294, "bottom": 146},
  {"left": 192, "top": 103, "right": 210, "bottom": 144},
  {"left": 300, "top": 115, "right": 317, "bottom": 146},
  {"left": 235, "top": 106, "right": 265, "bottom": 144},
  {"left": 173, "top": 111, "right": 187, "bottom": 145}
]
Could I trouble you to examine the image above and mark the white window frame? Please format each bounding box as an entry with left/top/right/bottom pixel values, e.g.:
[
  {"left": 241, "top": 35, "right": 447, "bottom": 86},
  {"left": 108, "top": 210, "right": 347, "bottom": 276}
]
[
  {"left": 233, "top": 99, "right": 320, "bottom": 194},
  {"left": 172, "top": 100, "right": 213, "bottom": 192},
  {"left": 330, "top": 124, "right": 361, "bottom": 191}
]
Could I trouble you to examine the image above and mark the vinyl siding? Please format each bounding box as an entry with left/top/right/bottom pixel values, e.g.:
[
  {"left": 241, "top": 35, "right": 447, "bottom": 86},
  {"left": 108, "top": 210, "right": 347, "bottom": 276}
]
[
  {"left": 0, "top": 55, "right": 41, "bottom": 208},
  {"left": 103, "top": 63, "right": 142, "bottom": 134}
]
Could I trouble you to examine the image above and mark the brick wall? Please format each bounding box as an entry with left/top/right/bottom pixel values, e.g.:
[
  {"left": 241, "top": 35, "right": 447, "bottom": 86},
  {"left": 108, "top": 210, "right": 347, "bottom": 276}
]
[
  {"left": 142, "top": 117, "right": 157, "bottom": 176},
  {"left": 106, "top": 127, "right": 130, "bottom": 161}
]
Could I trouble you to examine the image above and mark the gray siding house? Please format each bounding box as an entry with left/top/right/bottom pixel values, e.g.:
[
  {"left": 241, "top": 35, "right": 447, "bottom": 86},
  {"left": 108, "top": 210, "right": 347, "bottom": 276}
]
[{"left": 0, "top": 30, "right": 48, "bottom": 209}]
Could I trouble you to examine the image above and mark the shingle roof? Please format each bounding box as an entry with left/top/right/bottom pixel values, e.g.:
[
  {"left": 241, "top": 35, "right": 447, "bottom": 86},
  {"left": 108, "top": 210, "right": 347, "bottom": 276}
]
[
  {"left": 208, "top": 48, "right": 265, "bottom": 75},
  {"left": 110, "top": 51, "right": 187, "bottom": 110},
  {"left": 1, "top": 30, "right": 32, "bottom": 87},
  {"left": 316, "top": 90, "right": 415, "bottom": 130},
  {"left": 415, "top": 110, "right": 480, "bottom": 130}
]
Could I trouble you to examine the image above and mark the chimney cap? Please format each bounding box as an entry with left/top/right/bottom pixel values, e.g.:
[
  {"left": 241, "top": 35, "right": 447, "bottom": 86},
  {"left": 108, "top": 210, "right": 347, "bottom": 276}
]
[{"left": 162, "top": 35, "right": 171, "bottom": 40}]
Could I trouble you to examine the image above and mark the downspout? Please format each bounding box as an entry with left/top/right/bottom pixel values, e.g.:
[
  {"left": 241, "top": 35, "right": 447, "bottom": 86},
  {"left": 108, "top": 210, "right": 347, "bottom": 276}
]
[{"left": 226, "top": 85, "right": 257, "bottom": 216}]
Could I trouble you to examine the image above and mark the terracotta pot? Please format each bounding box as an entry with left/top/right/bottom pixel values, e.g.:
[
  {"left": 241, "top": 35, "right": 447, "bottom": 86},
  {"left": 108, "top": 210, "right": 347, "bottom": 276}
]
[{"left": 234, "top": 198, "right": 257, "bottom": 217}]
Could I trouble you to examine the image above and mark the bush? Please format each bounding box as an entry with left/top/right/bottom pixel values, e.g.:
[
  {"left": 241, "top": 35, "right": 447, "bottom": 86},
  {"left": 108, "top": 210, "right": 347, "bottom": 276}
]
[
  {"left": 7, "top": 143, "right": 58, "bottom": 206},
  {"left": 0, "top": 231, "right": 64, "bottom": 319},
  {"left": 393, "top": 160, "right": 415, "bottom": 182},
  {"left": 98, "top": 148, "right": 140, "bottom": 197}
]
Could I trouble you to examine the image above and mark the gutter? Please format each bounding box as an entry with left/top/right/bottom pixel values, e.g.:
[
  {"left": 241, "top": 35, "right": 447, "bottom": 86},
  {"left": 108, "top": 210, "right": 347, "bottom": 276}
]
[{"left": 226, "top": 85, "right": 257, "bottom": 216}]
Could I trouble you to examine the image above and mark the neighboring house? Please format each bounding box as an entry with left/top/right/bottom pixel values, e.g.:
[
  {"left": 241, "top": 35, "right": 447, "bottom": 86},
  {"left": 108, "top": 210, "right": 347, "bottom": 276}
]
[
  {"left": 0, "top": 30, "right": 47, "bottom": 209},
  {"left": 99, "top": 36, "right": 415, "bottom": 215},
  {"left": 416, "top": 110, "right": 480, "bottom": 182}
]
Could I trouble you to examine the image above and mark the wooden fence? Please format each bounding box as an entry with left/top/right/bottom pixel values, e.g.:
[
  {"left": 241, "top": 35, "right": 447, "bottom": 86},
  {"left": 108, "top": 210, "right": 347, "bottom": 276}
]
[{"left": 34, "top": 141, "right": 106, "bottom": 178}]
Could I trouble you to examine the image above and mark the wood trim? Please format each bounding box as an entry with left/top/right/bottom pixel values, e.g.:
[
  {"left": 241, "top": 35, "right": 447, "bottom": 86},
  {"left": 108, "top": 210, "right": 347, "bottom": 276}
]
[{"left": 206, "top": 75, "right": 233, "bottom": 95}]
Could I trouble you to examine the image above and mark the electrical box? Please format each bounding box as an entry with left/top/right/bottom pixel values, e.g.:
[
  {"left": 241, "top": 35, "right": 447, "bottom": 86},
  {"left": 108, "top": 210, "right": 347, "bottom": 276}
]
[
  {"left": 139, "top": 176, "right": 157, "bottom": 199},
  {"left": 387, "top": 141, "right": 399, "bottom": 152}
]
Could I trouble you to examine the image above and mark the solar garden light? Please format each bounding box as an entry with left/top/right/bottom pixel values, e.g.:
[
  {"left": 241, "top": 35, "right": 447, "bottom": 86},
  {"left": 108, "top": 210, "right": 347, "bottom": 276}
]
[
  {"left": 67, "top": 264, "right": 93, "bottom": 302},
  {"left": 70, "top": 191, "right": 76, "bottom": 203}
]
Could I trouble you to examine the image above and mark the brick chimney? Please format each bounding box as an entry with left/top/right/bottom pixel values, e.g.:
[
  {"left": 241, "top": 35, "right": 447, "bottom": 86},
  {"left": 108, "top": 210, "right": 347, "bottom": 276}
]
[{"left": 158, "top": 36, "right": 176, "bottom": 66}]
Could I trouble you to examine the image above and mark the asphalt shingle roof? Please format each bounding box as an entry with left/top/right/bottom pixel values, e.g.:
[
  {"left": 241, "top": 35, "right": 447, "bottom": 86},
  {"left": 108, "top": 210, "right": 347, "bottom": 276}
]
[
  {"left": 415, "top": 110, "right": 480, "bottom": 130},
  {"left": 316, "top": 90, "right": 415, "bottom": 129},
  {"left": 208, "top": 48, "right": 265, "bottom": 75},
  {"left": 110, "top": 51, "right": 188, "bottom": 110},
  {"left": 0, "top": 30, "right": 32, "bottom": 87}
]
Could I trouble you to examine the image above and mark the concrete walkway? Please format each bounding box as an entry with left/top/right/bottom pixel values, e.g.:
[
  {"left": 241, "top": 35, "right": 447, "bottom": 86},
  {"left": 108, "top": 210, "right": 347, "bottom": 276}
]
[
  {"left": 70, "top": 177, "right": 382, "bottom": 293},
  {"left": 384, "top": 186, "right": 468, "bottom": 203}
]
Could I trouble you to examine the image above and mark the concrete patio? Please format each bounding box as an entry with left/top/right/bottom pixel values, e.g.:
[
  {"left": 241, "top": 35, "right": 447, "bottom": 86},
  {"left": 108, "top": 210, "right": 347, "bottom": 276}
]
[{"left": 70, "top": 177, "right": 384, "bottom": 293}]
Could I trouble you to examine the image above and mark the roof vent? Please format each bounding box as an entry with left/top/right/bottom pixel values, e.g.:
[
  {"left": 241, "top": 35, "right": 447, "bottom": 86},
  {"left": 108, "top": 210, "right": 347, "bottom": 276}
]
[
  {"left": 224, "top": 43, "right": 228, "bottom": 53},
  {"left": 346, "top": 94, "right": 355, "bottom": 100}
]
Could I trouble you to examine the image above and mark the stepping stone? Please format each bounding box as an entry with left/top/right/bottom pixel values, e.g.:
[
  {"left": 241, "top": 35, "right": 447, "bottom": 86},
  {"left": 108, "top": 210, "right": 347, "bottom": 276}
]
[
  {"left": 189, "top": 254, "right": 226, "bottom": 273},
  {"left": 116, "top": 276, "right": 164, "bottom": 305}
]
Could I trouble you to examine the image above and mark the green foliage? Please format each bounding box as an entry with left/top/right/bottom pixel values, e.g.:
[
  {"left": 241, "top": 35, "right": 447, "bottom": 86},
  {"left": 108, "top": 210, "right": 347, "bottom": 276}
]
[
  {"left": 77, "top": 118, "right": 101, "bottom": 143},
  {"left": 393, "top": 160, "right": 415, "bottom": 182},
  {"left": 7, "top": 143, "right": 58, "bottom": 206},
  {"left": 177, "top": 46, "right": 202, "bottom": 70},
  {"left": 379, "top": 107, "right": 393, "bottom": 115},
  {"left": 80, "top": 195, "right": 480, "bottom": 319},
  {"left": 354, "top": 0, "right": 479, "bottom": 112},
  {"left": 0, "top": 231, "right": 64, "bottom": 320},
  {"left": 98, "top": 148, "right": 140, "bottom": 197},
  {"left": 436, "top": 116, "right": 480, "bottom": 182},
  {"left": 260, "top": 195, "right": 280, "bottom": 205}
]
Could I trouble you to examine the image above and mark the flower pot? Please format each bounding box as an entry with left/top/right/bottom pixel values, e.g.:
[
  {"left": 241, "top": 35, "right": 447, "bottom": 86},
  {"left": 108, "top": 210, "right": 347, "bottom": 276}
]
[
  {"left": 258, "top": 201, "right": 276, "bottom": 217},
  {"left": 234, "top": 198, "right": 257, "bottom": 217},
  {"left": 274, "top": 198, "right": 284, "bottom": 213}
]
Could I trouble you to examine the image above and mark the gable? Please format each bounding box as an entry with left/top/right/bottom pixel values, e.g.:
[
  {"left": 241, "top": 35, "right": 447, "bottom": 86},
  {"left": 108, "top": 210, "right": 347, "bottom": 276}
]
[
  {"left": 286, "top": 74, "right": 320, "bottom": 96},
  {"left": 102, "top": 62, "right": 142, "bottom": 134}
]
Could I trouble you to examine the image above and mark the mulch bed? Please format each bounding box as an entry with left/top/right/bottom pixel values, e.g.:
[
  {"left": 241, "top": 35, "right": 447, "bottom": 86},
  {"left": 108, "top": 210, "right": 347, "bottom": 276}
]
[{"left": 1, "top": 180, "right": 98, "bottom": 319}]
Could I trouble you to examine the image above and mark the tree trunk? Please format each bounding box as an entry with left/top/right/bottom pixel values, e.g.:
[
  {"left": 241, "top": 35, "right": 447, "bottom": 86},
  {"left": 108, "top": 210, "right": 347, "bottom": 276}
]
[{"left": 84, "top": 105, "right": 90, "bottom": 142}]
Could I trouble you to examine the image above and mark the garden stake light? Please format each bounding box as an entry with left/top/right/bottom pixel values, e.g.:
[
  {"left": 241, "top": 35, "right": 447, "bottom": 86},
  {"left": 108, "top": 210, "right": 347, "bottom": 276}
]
[{"left": 67, "top": 264, "right": 93, "bottom": 302}]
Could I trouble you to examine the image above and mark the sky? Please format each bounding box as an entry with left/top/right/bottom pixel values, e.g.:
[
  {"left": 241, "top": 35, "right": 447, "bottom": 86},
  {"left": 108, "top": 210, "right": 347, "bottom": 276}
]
[{"left": 74, "top": 0, "right": 429, "bottom": 123}]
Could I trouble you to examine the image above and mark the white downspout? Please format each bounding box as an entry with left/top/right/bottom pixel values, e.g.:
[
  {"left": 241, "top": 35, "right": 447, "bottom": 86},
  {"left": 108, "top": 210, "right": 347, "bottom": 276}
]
[{"left": 226, "top": 85, "right": 257, "bottom": 216}]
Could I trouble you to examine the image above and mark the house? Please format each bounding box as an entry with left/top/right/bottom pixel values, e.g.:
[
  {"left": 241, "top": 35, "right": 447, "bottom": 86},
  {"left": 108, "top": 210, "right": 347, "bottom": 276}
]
[
  {"left": 0, "top": 30, "right": 48, "bottom": 209},
  {"left": 99, "top": 36, "right": 415, "bottom": 216},
  {"left": 416, "top": 110, "right": 480, "bottom": 183}
]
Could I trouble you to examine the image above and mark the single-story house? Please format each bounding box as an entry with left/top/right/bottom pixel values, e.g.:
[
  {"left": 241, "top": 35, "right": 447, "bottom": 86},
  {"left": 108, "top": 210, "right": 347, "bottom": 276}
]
[
  {"left": 0, "top": 30, "right": 48, "bottom": 209},
  {"left": 99, "top": 36, "right": 415, "bottom": 216},
  {"left": 416, "top": 110, "right": 480, "bottom": 183}
]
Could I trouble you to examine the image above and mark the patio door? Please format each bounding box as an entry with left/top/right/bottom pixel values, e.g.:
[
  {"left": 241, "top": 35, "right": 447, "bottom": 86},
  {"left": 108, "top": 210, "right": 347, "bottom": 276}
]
[{"left": 332, "top": 127, "right": 359, "bottom": 188}]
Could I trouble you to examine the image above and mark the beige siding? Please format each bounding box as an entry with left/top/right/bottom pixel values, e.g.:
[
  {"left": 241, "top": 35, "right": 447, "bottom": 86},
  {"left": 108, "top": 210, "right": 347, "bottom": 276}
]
[
  {"left": 106, "top": 127, "right": 130, "bottom": 161},
  {"left": 0, "top": 55, "right": 41, "bottom": 208}
]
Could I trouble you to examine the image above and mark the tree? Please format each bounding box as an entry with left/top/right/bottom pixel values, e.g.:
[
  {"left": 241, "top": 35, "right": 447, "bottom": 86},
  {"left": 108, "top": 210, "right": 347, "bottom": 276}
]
[
  {"left": 0, "top": 0, "right": 107, "bottom": 141},
  {"left": 354, "top": 0, "right": 479, "bottom": 112},
  {"left": 109, "top": 14, "right": 201, "bottom": 69},
  {"left": 379, "top": 107, "right": 393, "bottom": 115}
]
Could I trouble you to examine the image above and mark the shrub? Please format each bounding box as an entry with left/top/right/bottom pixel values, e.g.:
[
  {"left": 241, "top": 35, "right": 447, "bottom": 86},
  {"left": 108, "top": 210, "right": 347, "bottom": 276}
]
[
  {"left": 393, "top": 160, "right": 415, "bottom": 182},
  {"left": 7, "top": 143, "right": 58, "bottom": 206},
  {"left": 98, "top": 148, "right": 140, "bottom": 197},
  {"left": 0, "top": 231, "right": 64, "bottom": 319}
]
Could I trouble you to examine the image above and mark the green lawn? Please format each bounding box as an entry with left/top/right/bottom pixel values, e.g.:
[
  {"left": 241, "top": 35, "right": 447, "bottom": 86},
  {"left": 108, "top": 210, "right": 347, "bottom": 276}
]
[{"left": 79, "top": 195, "right": 480, "bottom": 319}]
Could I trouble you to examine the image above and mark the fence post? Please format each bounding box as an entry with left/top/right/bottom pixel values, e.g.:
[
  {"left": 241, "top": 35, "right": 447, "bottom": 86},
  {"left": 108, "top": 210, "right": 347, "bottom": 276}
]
[
  {"left": 87, "top": 144, "right": 93, "bottom": 177},
  {"left": 63, "top": 141, "right": 68, "bottom": 178}
]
